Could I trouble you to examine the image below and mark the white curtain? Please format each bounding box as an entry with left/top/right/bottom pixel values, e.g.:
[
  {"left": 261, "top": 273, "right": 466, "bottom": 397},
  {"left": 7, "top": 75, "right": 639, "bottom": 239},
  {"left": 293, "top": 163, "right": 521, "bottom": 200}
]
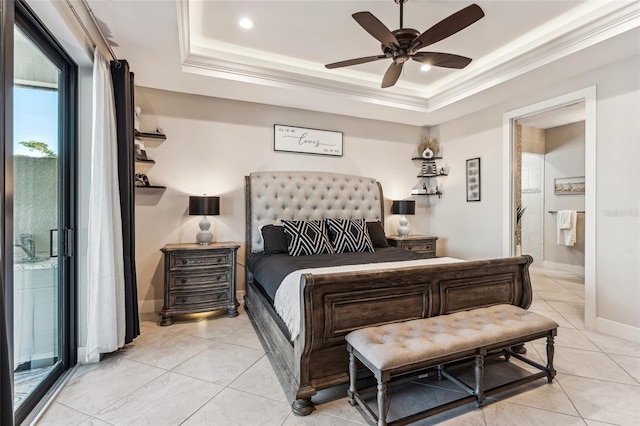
[{"left": 85, "top": 48, "right": 125, "bottom": 362}]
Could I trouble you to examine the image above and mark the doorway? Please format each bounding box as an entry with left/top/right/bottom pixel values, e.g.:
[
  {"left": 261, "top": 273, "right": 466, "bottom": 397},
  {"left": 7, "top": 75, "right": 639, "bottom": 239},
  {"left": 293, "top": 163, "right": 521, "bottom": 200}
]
[
  {"left": 516, "top": 103, "right": 586, "bottom": 271},
  {"left": 502, "top": 87, "right": 596, "bottom": 329}
]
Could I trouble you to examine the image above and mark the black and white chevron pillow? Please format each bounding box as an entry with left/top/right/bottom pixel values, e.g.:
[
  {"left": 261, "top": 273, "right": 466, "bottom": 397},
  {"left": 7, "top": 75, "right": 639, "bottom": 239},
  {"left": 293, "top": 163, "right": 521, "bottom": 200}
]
[
  {"left": 282, "top": 220, "right": 335, "bottom": 256},
  {"left": 326, "top": 218, "right": 374, "bottom": 253}
]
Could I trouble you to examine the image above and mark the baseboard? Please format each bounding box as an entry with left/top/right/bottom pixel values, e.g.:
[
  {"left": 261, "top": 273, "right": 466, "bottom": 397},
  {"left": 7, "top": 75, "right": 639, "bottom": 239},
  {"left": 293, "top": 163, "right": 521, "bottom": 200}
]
[
  {"left": 138, "top": 298, "right": 163, "bottom": 314},
  {"left": 542, "top": 260, "right": 585, "bottom": 275},
  {"left": 595, "top": 317, "right": 640, "bottom": 344}
]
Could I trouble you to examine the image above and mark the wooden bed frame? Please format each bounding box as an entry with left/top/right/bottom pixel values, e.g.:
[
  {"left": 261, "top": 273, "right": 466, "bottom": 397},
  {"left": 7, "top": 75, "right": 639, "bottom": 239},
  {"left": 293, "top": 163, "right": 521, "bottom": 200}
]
[{"left": 243, "top": 171, "right": 533, "bottom": 415}]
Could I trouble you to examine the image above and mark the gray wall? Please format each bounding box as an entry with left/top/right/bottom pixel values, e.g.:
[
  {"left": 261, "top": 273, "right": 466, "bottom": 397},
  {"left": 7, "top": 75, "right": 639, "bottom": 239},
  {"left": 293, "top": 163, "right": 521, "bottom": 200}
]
[
  {"left": 543, "top": 122, "right": 585, "bottom": 267},
  {"left": 14, "top": 156, "right": 58, "bottom": 260}
]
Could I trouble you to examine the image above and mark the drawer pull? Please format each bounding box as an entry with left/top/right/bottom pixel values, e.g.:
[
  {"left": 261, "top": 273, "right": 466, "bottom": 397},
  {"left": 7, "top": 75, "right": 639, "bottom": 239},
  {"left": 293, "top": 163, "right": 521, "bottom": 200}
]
[
  {"left": 182, "top": 259, "right": 188, "bottom": 265},
  {"left": 181, "top": 297, "right": 187, "bottom": 302},
  {"left": 217, "top": 257, "right": 223, "bottom": 262},
  {"left": 181, "top": 278, "right": 187, "bottom": 283}
]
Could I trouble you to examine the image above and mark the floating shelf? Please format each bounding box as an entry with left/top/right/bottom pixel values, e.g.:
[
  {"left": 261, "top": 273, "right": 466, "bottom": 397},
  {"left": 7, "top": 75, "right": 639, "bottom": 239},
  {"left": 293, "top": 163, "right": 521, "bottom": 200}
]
[
  {"left": 135, "top": 159, "right": 156, "bottom": 174},
  {"left": 135, "top": 130, "right": 166, "bottom": 148},
  {"left": 411, "top": 156, "right": 443, "bottom": 161},
  {"left": 417, "top": 173, "right": 448, "bottom": 178},
  {"left": 136, "top": 185, "right": 166, "bottom": 189}
]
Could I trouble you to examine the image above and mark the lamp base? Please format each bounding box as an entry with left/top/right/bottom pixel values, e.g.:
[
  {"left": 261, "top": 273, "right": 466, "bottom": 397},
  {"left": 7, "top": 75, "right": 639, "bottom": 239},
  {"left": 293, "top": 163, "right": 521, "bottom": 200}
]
[
  {"left": 196, "top": 216, "right": 214, "bottom": 245},
  {"left": 397, "top": 215, "right": 410, "bottom": 237}
]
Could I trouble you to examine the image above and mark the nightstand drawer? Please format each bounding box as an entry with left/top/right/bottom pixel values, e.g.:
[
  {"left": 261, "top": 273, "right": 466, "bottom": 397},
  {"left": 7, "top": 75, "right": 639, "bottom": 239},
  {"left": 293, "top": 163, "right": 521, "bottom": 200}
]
[
  {"left": 405, "top": 242, "right": 434, "bottom": 252},
  {"left": 170, "top": 288, "right": 231, "bottom": 308},
  {"left": 169, "top": 251, "right": 230, "bottom": 270},
  {"left": 169, "top": 270, "right": 230, "bottom": 290}
]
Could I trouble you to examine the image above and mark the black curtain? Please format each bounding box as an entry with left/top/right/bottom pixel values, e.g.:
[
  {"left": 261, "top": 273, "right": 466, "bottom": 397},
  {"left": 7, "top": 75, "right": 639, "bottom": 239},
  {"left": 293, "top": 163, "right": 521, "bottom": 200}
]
[{"left": 110, "top": 60, "right": 140, "bottom": 343}]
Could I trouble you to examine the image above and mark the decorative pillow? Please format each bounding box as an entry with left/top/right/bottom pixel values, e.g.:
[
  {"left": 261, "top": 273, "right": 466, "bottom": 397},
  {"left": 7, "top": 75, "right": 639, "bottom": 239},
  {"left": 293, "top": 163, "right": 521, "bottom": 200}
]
[
  {"left": 260, "top": 225, "right": 288, "bottom": 255},
  {"left": 282, "top": 220, "right": 335, "bottom": 256},
  {"left": 326, "top": 218, "right": 374, "bottom": 253},
  {"left": 366, "top": 220, "right": 389, "bottom": 248}
]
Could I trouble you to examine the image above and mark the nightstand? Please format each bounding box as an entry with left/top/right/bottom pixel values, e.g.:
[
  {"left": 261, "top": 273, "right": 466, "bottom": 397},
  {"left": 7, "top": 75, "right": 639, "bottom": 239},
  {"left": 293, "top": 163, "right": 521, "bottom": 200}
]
[
  {"left": 387, "top": 235, "right": 438, "bottom": 257},
  {"left": 160, "top": 242, "right": 239, "bottom": 326}
]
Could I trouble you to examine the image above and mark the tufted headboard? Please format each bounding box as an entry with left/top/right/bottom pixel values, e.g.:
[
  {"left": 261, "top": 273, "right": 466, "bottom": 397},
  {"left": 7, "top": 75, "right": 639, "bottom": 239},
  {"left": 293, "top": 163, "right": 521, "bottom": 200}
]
[{"left": 245, "top": 171, "right": 385, "bottom": 254}]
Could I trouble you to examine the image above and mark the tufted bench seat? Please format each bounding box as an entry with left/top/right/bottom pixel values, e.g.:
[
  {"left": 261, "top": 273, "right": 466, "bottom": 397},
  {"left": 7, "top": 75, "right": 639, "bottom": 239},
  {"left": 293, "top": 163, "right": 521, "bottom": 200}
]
[{"left": 346, "top": 304, "right": 558, "bottom": 426}]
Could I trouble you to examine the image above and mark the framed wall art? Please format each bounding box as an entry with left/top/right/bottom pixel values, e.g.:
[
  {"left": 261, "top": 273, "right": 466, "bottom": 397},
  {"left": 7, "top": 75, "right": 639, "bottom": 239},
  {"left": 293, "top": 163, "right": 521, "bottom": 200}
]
[
  {"left": 466, "top": 157, "right": 481, "bottom": 202},
  {"left": 274, "top": 124, "right": 343, "bottom": 157},
  {"left": 554, "top": 176, "right": 585, "bottom": 195}
]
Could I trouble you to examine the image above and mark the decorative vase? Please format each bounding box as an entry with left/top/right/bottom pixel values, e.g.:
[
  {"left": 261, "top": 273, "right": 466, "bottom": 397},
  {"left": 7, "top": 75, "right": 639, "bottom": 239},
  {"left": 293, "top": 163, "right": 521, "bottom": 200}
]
[{"left": 422, "top": 147, "right": 434, "bottom": 159}]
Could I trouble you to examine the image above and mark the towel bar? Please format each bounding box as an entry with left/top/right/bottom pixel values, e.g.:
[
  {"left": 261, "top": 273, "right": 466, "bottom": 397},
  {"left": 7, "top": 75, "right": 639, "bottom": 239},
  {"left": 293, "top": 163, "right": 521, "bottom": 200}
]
[{"left": 548, "top": 211, "right": 585, "bottom": 214}]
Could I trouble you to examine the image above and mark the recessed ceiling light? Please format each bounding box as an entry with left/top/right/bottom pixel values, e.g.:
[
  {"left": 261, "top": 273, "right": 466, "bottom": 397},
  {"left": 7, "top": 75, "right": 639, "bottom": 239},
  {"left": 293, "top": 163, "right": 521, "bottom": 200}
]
[
  {"left": 239, "top": 18, "right": 254, "bottom": 29},
  {"left": 420, "top": 65, "right": 432, "bottom": 72}
]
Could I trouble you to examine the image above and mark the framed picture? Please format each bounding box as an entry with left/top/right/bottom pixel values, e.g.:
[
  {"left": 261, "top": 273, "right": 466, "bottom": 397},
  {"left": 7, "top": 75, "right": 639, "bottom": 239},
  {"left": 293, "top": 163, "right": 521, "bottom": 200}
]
[
  {"left": 274, "top": 124, "right": 343, "bottom": 156},
  {"left": 466, "top": 157, "right": 481, "bottom": 202},
  {"left": 554, "top": 176, "right": 585, "bottom": 195}
]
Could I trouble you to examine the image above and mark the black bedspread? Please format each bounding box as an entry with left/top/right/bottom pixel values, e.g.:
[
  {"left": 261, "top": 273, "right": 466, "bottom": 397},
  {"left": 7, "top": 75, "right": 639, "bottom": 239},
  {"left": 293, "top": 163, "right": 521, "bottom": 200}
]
[{"left": 247, "top": 247, "right": 432, "bottom": 304}]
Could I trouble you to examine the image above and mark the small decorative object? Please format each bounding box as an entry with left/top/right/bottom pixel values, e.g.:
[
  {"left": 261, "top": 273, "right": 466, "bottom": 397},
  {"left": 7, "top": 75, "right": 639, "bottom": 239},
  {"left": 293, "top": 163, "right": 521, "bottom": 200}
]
[
  {"left": 466, "top": 158, "right": 481, "bottom": 202},
  {"left": 274, "top": 124, "right": 343, "bottom": 156},
  {"left": 554, "top": 176, "right": 585, "bottom": 195},
  {"left": 134, "top": 106, "right": 141, "bottom": 131},
  {"left": 391, "top": 200, "right": 415, "bottom": 237},
  {"left": 134, "top": 141, "right": 150, "bottom": 161},
  {"left": 439, "top": 167, "right": 445, "bottom": 175},
  {"left": 189, "top": 195, "right": 220, "bottom": 244},
  {"left": 418, "top": 136, "right": 439, "bottom": 158},
  {"left": 135, "top": 173, "right": 150, "bottom": 187}
]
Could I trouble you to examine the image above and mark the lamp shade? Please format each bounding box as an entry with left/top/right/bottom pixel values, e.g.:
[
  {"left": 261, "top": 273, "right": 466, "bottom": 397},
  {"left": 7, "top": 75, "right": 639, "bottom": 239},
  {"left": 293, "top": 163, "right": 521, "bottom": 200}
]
[
  {"left": 189, "top": 196, "right": 220, "bottom": 216},
  {"left": 391, "top": 200, "right": 415, "bottom": 215}
]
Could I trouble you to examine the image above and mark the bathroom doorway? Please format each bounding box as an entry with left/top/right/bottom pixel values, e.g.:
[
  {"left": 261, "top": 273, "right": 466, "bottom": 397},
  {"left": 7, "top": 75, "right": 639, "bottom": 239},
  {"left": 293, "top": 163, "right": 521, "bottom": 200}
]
[
  {"left": 503, "top": 87, "right": 596, "bottom": 329},
  {"left": 516, "top": 103, "right": 586, "bottom": 272}
]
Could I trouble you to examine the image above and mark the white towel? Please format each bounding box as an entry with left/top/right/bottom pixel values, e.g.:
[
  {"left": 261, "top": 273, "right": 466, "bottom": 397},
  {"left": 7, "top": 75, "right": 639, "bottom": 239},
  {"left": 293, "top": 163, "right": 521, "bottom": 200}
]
[{"left": 557, "top": 210, "right": 577, "bottom": 246}]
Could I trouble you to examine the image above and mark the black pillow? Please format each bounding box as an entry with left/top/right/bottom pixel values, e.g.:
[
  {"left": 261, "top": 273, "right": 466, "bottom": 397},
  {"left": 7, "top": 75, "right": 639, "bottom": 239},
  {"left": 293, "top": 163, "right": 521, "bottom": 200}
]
[
  {"left": 366, "top": 220, "right": 389, "bottom": 248},
  {"left": 261, "top": 225, "right": 288, "bottom": 255}
]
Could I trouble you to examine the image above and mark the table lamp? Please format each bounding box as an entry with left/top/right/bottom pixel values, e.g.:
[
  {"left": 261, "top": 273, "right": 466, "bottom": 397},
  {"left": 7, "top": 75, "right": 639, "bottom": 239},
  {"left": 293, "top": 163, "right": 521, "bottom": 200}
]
[
  {"left": 189, "top": 195, "right": 220, "bottom": 244},
  {"left": 391, "top": 200, "right": 415, "bottom": 237}
]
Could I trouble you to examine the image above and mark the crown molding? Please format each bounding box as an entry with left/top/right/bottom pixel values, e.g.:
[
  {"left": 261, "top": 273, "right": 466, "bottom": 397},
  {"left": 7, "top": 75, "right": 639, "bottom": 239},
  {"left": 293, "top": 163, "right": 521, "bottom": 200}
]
[{"left": 427, "top": 1, "right": 640, "bottom": 111}]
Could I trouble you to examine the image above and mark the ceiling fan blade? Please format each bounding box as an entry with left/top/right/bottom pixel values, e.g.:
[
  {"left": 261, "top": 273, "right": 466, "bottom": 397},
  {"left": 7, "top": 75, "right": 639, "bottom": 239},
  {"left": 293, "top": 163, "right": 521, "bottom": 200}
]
[
  {"left": 381, "top": 62, "right": 403, "bottom": 88},
  {"left": 325, "top": 55, "right": 388, "bottom": 69},
  {"left": 412, "top": 52, "right": 473, "bottom": 69},
  {"left": 409, "top": 4, "right": 484, "bottom": 52},
  {"left": 352, "top": 12, "right": 399, "bottom": 50}
]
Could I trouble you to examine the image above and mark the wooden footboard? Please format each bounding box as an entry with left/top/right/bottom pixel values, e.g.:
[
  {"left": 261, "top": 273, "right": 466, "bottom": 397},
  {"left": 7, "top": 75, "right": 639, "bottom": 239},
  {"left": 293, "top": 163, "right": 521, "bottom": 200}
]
[{"left": 245, "top": 254, "right": 533, "bottom": 415}]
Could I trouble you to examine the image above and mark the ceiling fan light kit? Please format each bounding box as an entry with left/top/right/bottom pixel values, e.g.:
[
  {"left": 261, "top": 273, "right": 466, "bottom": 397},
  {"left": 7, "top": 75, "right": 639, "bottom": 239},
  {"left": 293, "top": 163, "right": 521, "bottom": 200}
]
[{"left": 325, "top": 0, "right": 484, "bottom": 88}]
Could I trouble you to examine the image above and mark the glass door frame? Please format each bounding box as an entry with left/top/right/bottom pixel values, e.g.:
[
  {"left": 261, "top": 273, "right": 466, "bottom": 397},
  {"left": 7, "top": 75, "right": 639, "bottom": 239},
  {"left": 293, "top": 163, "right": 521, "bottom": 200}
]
[{"left": 3, "top": 1, "right": 77, "bottom": 423}]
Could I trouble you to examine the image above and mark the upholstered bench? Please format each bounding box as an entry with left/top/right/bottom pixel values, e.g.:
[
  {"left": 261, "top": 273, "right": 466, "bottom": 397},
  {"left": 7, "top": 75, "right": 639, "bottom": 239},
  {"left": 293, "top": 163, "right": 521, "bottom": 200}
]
[{"left": 345, "top": 304, "right": 558, "bottom": 426}]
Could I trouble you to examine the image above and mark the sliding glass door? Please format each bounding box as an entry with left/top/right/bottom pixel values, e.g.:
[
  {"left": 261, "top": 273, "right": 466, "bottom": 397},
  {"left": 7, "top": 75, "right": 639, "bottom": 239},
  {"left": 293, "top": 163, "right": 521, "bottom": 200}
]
[{"left": 2, "top": 1, "right": 77, "bottom": 423}]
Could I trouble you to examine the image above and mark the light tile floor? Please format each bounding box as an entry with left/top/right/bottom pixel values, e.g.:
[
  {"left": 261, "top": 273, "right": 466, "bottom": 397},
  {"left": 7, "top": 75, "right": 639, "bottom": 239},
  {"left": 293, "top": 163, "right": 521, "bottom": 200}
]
[{"left": 37, "top": 268, "right": 640, "bottom": 425}]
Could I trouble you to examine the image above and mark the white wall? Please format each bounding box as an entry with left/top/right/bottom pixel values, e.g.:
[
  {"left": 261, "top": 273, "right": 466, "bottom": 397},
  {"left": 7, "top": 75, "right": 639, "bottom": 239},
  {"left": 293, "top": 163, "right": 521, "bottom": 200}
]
[
  {"left": 430, "top": 55, "right": 640, "bottom": 339},
  {"left": 134, "top": 88, "right": 428, "bottom": 312},
  {"left": 544, "top": 122, "right": 586, "bottom": 269}
]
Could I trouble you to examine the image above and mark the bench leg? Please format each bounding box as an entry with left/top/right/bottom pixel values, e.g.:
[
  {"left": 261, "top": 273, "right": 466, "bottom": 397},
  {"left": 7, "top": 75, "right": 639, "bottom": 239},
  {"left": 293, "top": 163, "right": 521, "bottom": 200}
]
[
  {"left": 348, "top": 351, "right": 357, "bottom": 406},
  {"left": 474, "top": 354, "right": 485, "bottom": 408},
  {"left": 377, "top": 380, "right": 388, "bottom": 426},
  {"left": 546, "top": 333, "right": 557, "bottom": 383},
  {"left": 437, "top": 364, "right": 444, "bottom": 380}
]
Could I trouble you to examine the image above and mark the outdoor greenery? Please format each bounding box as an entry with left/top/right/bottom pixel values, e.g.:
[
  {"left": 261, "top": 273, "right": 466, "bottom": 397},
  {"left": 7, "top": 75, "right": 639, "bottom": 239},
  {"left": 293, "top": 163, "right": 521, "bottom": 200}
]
[{"left": 18, "top": 140, "right": 57, "bottom": 158}]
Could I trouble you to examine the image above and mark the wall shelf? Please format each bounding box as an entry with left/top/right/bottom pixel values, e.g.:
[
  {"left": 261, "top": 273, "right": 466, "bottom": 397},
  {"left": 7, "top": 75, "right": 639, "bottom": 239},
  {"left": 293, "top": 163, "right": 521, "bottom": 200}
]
[
  {"left": 135, "top": 130, "right": 166, "bottom": 148},
  {"left": 135, "top": 159, "right": 156, "bottom": 174}
]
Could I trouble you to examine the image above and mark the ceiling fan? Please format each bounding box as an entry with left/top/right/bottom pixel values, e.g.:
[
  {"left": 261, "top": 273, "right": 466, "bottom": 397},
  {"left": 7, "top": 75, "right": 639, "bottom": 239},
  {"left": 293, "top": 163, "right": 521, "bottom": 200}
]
[{"left": 325, "top": 0, "right": 484, "bottom": 88}]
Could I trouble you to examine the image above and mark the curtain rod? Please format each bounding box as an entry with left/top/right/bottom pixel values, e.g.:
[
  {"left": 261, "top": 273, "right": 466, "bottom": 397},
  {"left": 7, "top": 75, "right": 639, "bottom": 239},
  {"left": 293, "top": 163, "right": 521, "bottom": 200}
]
[{"left": 66, "top": 0, "right": 121, "bottom": 68}]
